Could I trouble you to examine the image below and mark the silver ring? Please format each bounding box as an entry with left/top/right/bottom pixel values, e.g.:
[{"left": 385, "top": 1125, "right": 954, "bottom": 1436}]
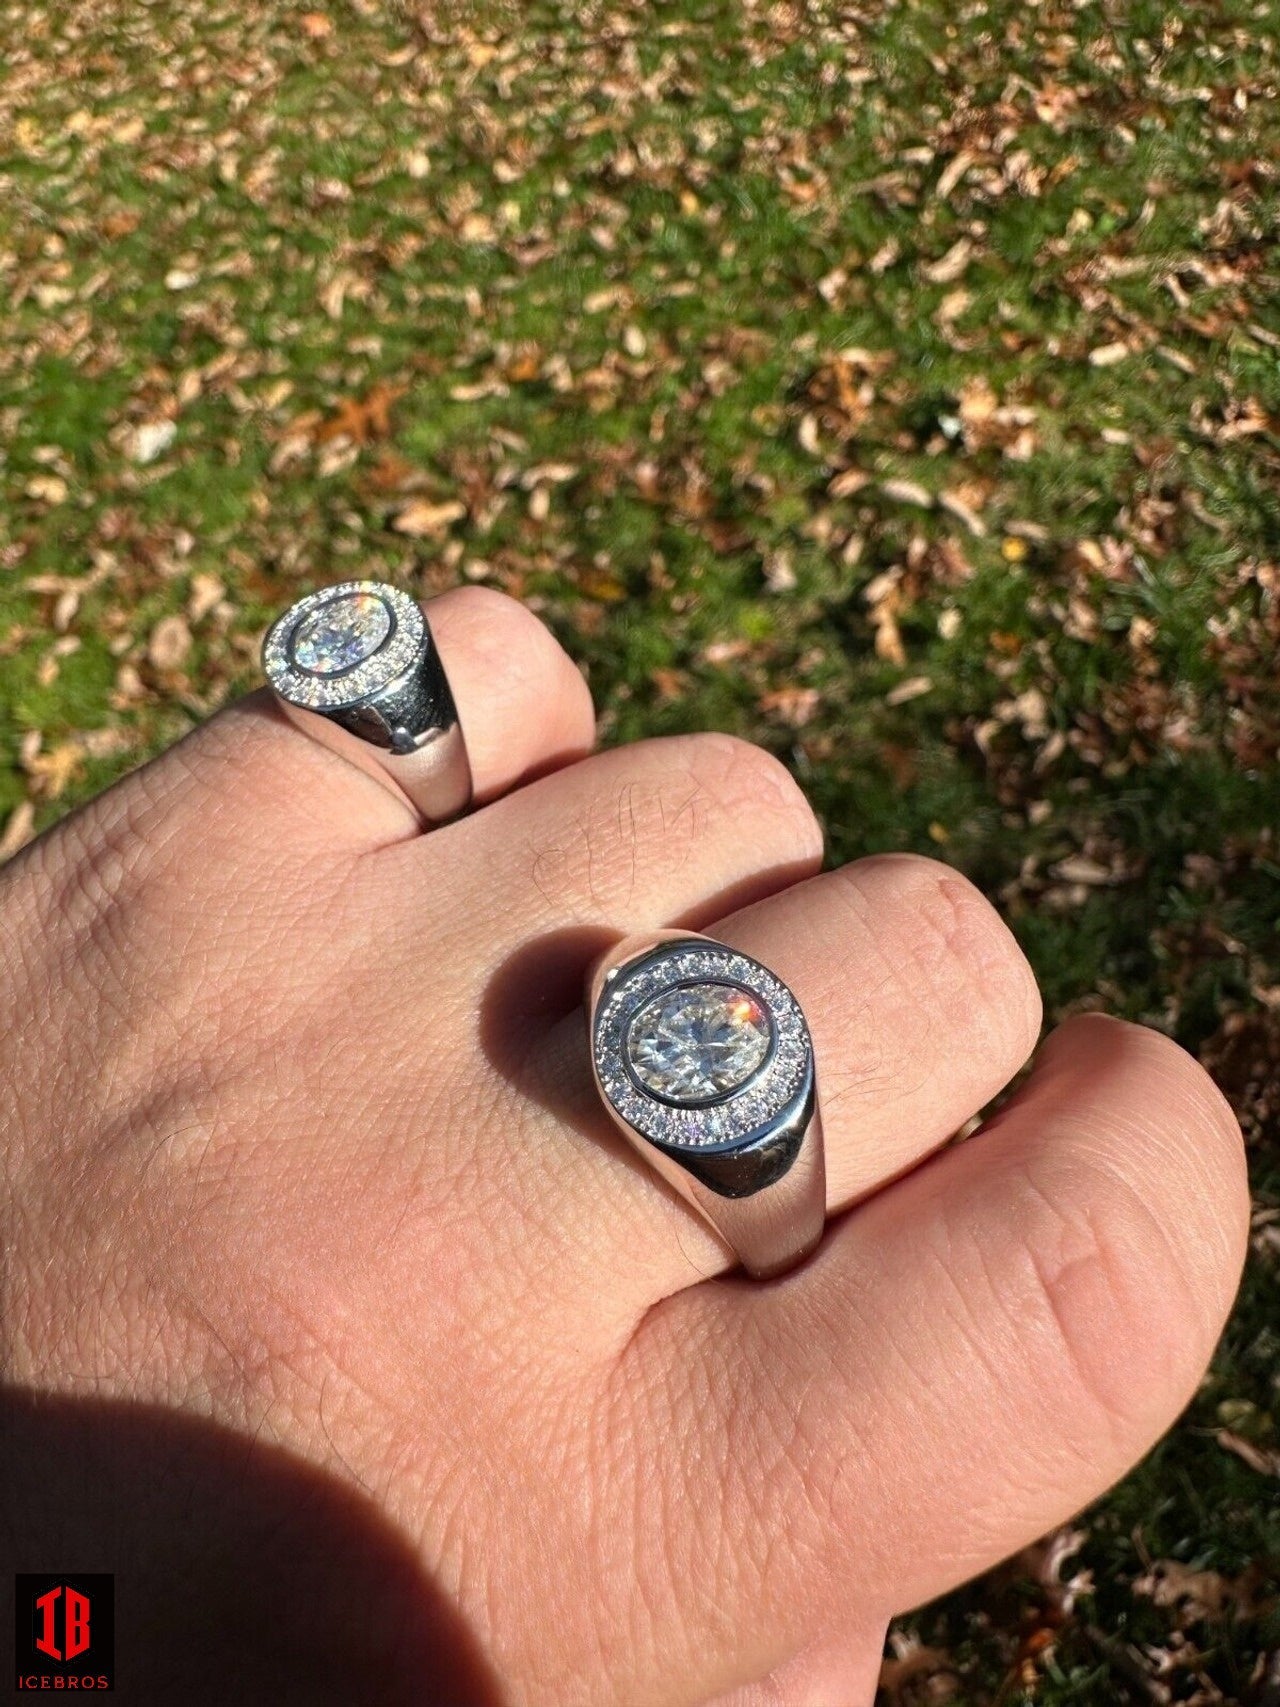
[
  {"left": 586, "top": 929, "right": 825, "bottom": 1279},
  {"left": 261, "top": 580, "right": 472, "bottom": 826}
]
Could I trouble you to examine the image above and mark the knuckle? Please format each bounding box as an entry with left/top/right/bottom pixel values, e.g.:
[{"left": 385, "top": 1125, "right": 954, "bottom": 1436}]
[
  {"left": 444, "top": 585, "right": 561, "bottom": 677},
  {"left": 1012, "top": 1169, "right": 1150, "bottom": 1438},
  {"left": 528, "top": 733, "right": 822, "bottom": 914},
  {"left": 442, "top": 586, "right": 594, "bottom": 743},
  {"left": 998, "top": 1139, "right": 1237, "bottom": 1449},
  {"left": 1044, "top": 1016, "right": 1250, "bottom": 1291},
  {"left": 669, "top": 732, "right": 823, "bottom": 857},
  {"left": 836, "top": 853, "right": 1041, "bottom": 1059}
]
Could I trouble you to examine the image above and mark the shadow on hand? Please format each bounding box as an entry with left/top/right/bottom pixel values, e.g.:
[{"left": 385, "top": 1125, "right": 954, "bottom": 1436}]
[
  {"left": 476, "top": 837, "right": 824, "bottom": 1145},
  {"left": 0, "top": 1386, "right": 503, "bottom": 1706}
]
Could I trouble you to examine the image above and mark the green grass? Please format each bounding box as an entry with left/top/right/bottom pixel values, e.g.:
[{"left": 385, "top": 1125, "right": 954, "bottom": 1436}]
[{"left": 2, "top": 0, "right": 1278, "bottom": 1698}]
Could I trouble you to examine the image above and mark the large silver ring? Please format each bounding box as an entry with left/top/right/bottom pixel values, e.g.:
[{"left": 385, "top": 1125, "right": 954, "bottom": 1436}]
[
  {"left": 586, "top": 929, "right": 825, "bottom": 1279},
  {"left": 261, "top": 580, "right": 472, "bottom": 826}
]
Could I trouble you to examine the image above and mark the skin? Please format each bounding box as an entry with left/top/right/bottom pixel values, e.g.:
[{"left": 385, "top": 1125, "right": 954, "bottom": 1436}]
[{"left": 0, "top": 587, "right": 1249, "bottom": 1705}]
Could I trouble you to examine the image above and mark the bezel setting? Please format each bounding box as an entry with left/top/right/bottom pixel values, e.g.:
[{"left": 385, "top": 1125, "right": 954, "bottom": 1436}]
[
  {"left": 262, "top": 580, "right": 426, "bottom": 711},
  {"left": 593, "top": 941, "right": 811, "bottom": 1150}
]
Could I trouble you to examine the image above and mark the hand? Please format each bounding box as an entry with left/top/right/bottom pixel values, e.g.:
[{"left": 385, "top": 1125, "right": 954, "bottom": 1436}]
[{"left": 0, "top": 589, "right": 1248, "bottom": 1705}]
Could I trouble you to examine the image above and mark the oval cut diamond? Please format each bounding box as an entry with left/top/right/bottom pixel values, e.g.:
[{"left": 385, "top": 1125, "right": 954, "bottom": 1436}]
[
  {"left": 290, "top": 591, "right": 393, "bottom": 676},
  {"left": 624, "top": 981, "right": 771, "bottom": 1105}
]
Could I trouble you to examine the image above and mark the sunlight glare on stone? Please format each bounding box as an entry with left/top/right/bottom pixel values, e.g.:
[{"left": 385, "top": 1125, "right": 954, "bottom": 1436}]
[
  {"left": 290, "top": 592, "right": 393, "bottom": 676},
  {"left": 624, "top": 981, "right": 771, "bottom": 1104}
]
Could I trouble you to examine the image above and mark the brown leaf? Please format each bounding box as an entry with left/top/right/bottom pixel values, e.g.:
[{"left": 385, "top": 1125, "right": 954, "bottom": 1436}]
[
  {"left": 449, "top": 378, "right": 510, "bottom": 403},
  {"left": 579, "top": 568, "right": 627, "bottom": 602},
  {"left": 1217, "top": 1430, "right": 1280, "bottom": 1476},
  {"left": 25, "top": 474, "right": 69, "bottom": 504},
  {"left": 880, "top": 477, "right": 933, "bottom": 509},
  {"left": 315, "top": 383, "right": 406, "bottom": 447},
  {"left": 649, "top": 667, "right": 687, "bottom": 701},
  {"left": 885, "top": 675, "right": 933, "bottom": 706},
  {"left": 0, "top": 801, "right": 36, "bottom": 863},
  {"left": 1133, "top": 1558, "right": 1234, "bottom": 1621},
  {"left": 100, "top": 209, "right": 141, "bottom": 241},
  {"left": 921, "top": 236, "right": 974, "bottom": 284},
  {"left": 392, "top": 498, "right": 466, "bottom": 537},
  {"left": 759, "top": 684, "right": 820, "bottom": 727},
  {"left": 828, "top": 468, "right": 872, "bottom": 499},
  {"left": 363, "top": 450, "right": 417, "bottom": 493},
  {"left": 148, "top": 614, "right": 192, "bottom": 670},
  {"left": 879, "top": 1634, "right": 958, "bottom": 1702},
  {"left": 865, "top": 567, "right": 907, "bottom": 665},
  {"left": 938, "top": 489, "right": 987, "bottom": 537},
  {"left": 23, "top": 743, "right": 84, "bottom": 800},
  {"left": 186, "top": 573, "right": 225, "bottom": 624},
  {"left": 503, "top": 350, "right": 542, "bottom": 383},
  {"left": 1088, "top": 341, "right": 1131, "bottom": 368}
]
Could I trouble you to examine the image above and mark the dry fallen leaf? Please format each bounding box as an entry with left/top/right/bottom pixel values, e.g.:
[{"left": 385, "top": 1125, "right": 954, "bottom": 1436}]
[
  {"left": 879, "top": 1631, "right": 958, "bottom": 1703},
  {"left": 148, "top": 614, "right": 192, "bottom": 670},
  {"left": 187, "top": 573, "right": 225, "bottom": 624},
  {"left": 25, "top": 473, "right": 68, "bottom": 504},
  {"left": 0, "top": 801, "right": 36, "bottom": 863},
  {"left": 885, "top": 675, "right": 933, "bottom": 706},
  {"left": 759, "top": 684, "right": 820, "bottom": 727},
  {"left": 1088, "top": 341, "right": 1131, "bottom": 368},
  {"left": 315, "top": 382, "right": 406, "bottom": 447},
  {"left": 922, "top": 236, "right": 973, "bottom": 284},
  {"left": 23, "top": 742, "right": 84, "bottom": 800},
  {"left": 938, "top": 489, "right": 987, "bottom": 537},
  {"left": 578, "top": 567, "right": 627, "bottom": 601},
  {"left": 1130, "top": 1556, "right": 1263, "bottom": 1621},
  {"left": 127, "top": 419, "right": 177, "bottom": 464},
  {"left": 828, "top": 468, "right": 872, "bottom": 499},
  {"left": 865, "top": 567, "right": 907, "bottom": 665},
  {"left": 880, "top": 477, "right": 933, "bottom": 509},
  {"left": 392, "top": 498, "right": 466, "bottom": 537},
  {"left": 1216, "top": 1430, "right": 1280, "bottom": 1476}
]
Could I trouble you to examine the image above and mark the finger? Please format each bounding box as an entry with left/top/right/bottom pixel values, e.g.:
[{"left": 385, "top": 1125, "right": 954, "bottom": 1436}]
[
  {"left": 422, "top": 584, "right": 596, "bottom": 809},
  {"left": 519, "top": 851, "right": 1039, "bottom": 1295},
  {"left": 626, "top": 1014, "right": 1247, "bottom": 1686},
  {"left": 66, "top": 586, "right": 598, "bottom": 862},
  {"left": 362, "top": 731, "right": 823, "bottom": 1314},
  {"left": 712, "top": 851, "right": 1042, "bottom": 1209},
  {"left": 439, "top": 728, "right": 826, "bottom": 939}
]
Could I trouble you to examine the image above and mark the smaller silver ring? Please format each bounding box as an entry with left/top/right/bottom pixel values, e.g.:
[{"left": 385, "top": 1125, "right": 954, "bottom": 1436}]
[
  {"left": 261, "top": 580, "right": 472, "bottom": 826},
  {"left": 586, "top": 929, "right": 826, "bottom": 1279}
]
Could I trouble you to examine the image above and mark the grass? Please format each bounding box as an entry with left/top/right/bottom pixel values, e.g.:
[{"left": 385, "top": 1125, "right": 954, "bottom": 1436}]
[{"left": 2, "top": 0, "right": 1278, "bottom": 1698}]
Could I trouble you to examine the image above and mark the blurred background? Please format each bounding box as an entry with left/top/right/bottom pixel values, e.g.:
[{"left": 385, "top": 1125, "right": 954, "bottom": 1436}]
[{"left": 1, "top": 1, "right": 1277, "bottom": 1699}]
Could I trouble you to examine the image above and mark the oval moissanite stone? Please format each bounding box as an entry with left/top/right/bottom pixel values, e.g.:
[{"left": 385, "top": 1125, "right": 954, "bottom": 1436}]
[
  {"left": 624, "top": 981, "right": 772, "bottom": 1105},
  {"left": 290, "top": 591, "right": 393, "bottom": 676}
]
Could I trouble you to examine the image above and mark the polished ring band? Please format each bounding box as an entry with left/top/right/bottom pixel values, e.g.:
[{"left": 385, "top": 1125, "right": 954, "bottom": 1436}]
[
  {"left": 261, "top": 580, "right": 472, "bottom": 826},
  {"left": 587, "top": 929, "right": 826, "bottom": 1279}
]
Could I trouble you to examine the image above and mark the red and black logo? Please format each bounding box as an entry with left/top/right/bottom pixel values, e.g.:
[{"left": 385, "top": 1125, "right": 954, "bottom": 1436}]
[{"left": 14, "top": 1576, "right": 113, "bottom": 1691}]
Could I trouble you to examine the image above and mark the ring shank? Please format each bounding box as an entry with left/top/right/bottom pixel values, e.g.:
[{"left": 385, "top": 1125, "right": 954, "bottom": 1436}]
[
  {"left": 269, "top": 612, "right": 473, "bottom": 826},
  {"left": 273, "top": 696, "right": 472, "bottom": 825},
  {"left": 636, "top": 1106, "right": 826, "bottom": 1279}
]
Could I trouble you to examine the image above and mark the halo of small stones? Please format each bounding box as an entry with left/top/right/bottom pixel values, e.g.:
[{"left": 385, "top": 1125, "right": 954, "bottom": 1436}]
[
  {"left": 593, "top": 942, "right": 811, "bottom": 1149},
  {"left": 261, "top": 580, "right": 425, "bottom": 710}
]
